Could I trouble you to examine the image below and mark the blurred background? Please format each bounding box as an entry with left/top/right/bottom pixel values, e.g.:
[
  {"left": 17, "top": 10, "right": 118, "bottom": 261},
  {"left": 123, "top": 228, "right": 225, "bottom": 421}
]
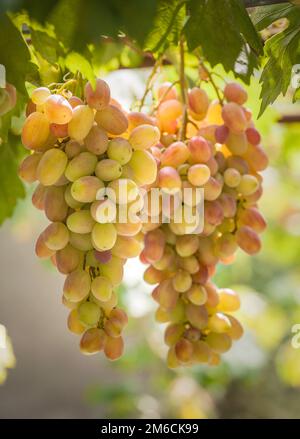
[{"left": 1, "top": 68, "right": 300, "bottom": 419}]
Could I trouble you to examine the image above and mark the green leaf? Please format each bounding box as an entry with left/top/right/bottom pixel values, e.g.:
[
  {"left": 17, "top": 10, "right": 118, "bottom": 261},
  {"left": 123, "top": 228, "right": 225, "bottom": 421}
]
[
  {"left": 0, "top": 139, "right": 25, "bottom": 225},
  {"left": 49, "top": 0, "right": 157, "bottom": 52},
  {"left": 145, "top": 0, "right": 186, "bottom": 53},
  {"left": 250, "top": 3, "right": 295, "bottom": 31},
  {"left": 184, "top": 0, "right": 263, "bottom": 80},
  {"left": 30, "top": 28, "right": 64, "bottom": 64},
  {"left": 258, "top": 10, "right": 300, "bottom": 116},
  {"left": 65, "top": 52, "right": 95, "bottom": 85},
  {"left": 0, "top": 13, "right": 36, "bottom": 94}
]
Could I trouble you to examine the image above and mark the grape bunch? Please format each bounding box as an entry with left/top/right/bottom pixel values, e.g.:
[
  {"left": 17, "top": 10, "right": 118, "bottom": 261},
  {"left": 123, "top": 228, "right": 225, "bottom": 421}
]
[
  {"left": 18, "top": 78, "right": 160, "bottom": 359},
  {"left": 140, "top": 81, "right": 267, "bottom": 367}
]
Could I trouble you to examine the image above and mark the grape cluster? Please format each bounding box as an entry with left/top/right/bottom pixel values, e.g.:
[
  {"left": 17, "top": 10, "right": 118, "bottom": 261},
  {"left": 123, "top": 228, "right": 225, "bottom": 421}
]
[
  {"left": 140, "top": 81, "right": 267, "bottom": 367},
  {"left": 18, "top": 78, "right": 160, "bottom": 359}
]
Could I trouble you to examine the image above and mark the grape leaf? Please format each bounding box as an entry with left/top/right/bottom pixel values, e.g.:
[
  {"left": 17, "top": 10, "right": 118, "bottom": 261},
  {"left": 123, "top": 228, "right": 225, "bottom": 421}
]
[
  {"left": 250, "top": 3, "right": 295, "bottom": 30},
  {"left": 184, "top": 0, "right": 263, "bottom": 80},
  {"left": 145, "top": 0, "right": 186, "bottom": 53},
  {"left": 0, "top": 13, "right": 37, "bottom": 94},
  {"left": 30, "top": 28, "right": 64, "bottom": 64},
  {"left": 65, "top": 52, "right": 95, "bottom": 85},
  {"left": 255, "top": 5, "right": 300, "bottom": 116},
  {"left": 0, "top": 139, "right": 25, "bottom": 225}
]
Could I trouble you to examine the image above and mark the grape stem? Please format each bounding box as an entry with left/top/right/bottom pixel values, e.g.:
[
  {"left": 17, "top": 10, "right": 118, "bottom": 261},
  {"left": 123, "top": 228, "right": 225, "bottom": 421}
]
[
  {"left": 199, "top": 60, "right": 224, "bottom": 105},
  {"left": 179, "top": 36, "right": 188, "bottom": 141},
  {"left": 138, "top": 57, "right": 162, "bottom": 111}
]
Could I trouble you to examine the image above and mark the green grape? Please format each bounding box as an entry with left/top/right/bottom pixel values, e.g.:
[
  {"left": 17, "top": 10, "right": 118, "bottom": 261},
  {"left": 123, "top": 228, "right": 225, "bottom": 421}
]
[
  {"left": 69, "top": 232, "right": 93, "bottom": 251},
  {"left": 225, "top": 315, "right": 243, "bottom": 340},
  {"left": 67, "top": 210, "right": 95, "bottom": 234},
  {"left": 43, "top": 222, "right": 69, "bottom": 251},
  {"left": 95, "top": 159, "right": 122, "bottom": 181},
  {"left": 65, "top": 151, "right": 98, "bottom": 182},
  {"left": 237, "top": 174, "right": 259, "bottom": 196},
  {"left": 36, "top": 148, "right": 68, "bottom": 186},
  {"left": 128, "top": 124, "right": 160, "bottom": 150},
  {"left": 175, "top": 235, "right": 199, "bottom": 257},
  {"left": 205, "top": 332, "right": 232, "bottom": 354},
  {"left": 172, "top": 269, "right": 192, "bottom": 293},
  {"left": 111, "top": 235, "right": 142, "bottom": 259},
  {"left": 64, "top": 184, "right": 84, "bottom": 209},
  {"left": 107, "top": 138, "right": 132, "bottom": 165},
  {"left": 187, "top": 164, "right": 210, "bottom": 186},
  {"left": 71, "top": 176, "right": 104, "bottom": 203},
  {"left": 178, "top": 255, "right": 199, "bottom": 274},
  {"left": 128, "top": 150, "right": 157, "bottom": 185},
  {"left": 208, "top": 312, "right": 232, "bottom": 333},
  {"left": 99, "top": 256, "right": 124, "bottom": 286},
  {"left": 217, "top": 288, "right": 240, "bottom": 312},
  {"left": 92, "top": 223, "right": 117, "bottom": 251},
  {"left": 224, "top": 167, "right": 241, "bottom": 188},
  {"left": 31, "top": 87, "right": 51, "bottom": 105},
  {"left": 68, "top": 105, "right": 95, "bottom": 141},
  {"left": 91, "top": 276, "right": 113, "bottom": 302},
  {"left": 63, "top": 269, "right": 91, "bottom": 302},
  {"left": 186, "top": 284, "right": 207, "bottom": 305},
  {"left": 78, "top": 301, "right": 101, "bottom": 327}
]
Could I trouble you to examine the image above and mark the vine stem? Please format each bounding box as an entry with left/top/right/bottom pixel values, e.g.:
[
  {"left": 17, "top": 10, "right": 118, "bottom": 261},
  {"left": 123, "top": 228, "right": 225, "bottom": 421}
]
[
  {"left": 199, "top": 60, "right": 224, "bottom": 105},
  {"left": 138, "top": 57, "right": 162, "bottom": 111},
  {"left": 179, "top": 37, "right": 188, "bottom": 141}
]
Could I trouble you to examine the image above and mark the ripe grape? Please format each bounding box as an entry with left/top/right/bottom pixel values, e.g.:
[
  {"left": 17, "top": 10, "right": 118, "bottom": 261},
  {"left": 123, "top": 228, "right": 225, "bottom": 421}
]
[
  {"left": 92, "top": 223, "right": 117, "bottom": 251},
  {"left": 107, "top": 138, "right": 132, "bottom": 165},
  {"left": 67, "top": 210, "right": 95, "bottom": 234},
  {"left": 95, "top": 159, "right": 122, "bottom": 181},
  {"left": 21, "top": 112, "right": 50, "bottom": 150},
  {"left": 95, "top": 104, "right": 128, "bottom": 135},
  {"left": 44, "top": 94, "right": 73, "bottom": 124},
  {"left": 65, "top": 151, "right": 97, "bottom": 182},
  {"left": 128, "top": 150, "right": 158, "bottom": 185},
  {"left": 84, "top": 125, "right": 109, "bottom": 155},
  {"left": 85, "top": 78, "right": 110, "bottom": 110},
  {"left": 129, "top": 124, "right": 160, "bottom": 150},
  {"left": 68, "top": 105, "right": 95, "bottom": 141},
  {"left": 71, "top": 176, "right": 104, "bottom": 203},
  {"left": 63, "top": 270, "right": 91, "bottom": 302},
  {"left": 224, "top": 82, "right": 248, "bottom": 105}
]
